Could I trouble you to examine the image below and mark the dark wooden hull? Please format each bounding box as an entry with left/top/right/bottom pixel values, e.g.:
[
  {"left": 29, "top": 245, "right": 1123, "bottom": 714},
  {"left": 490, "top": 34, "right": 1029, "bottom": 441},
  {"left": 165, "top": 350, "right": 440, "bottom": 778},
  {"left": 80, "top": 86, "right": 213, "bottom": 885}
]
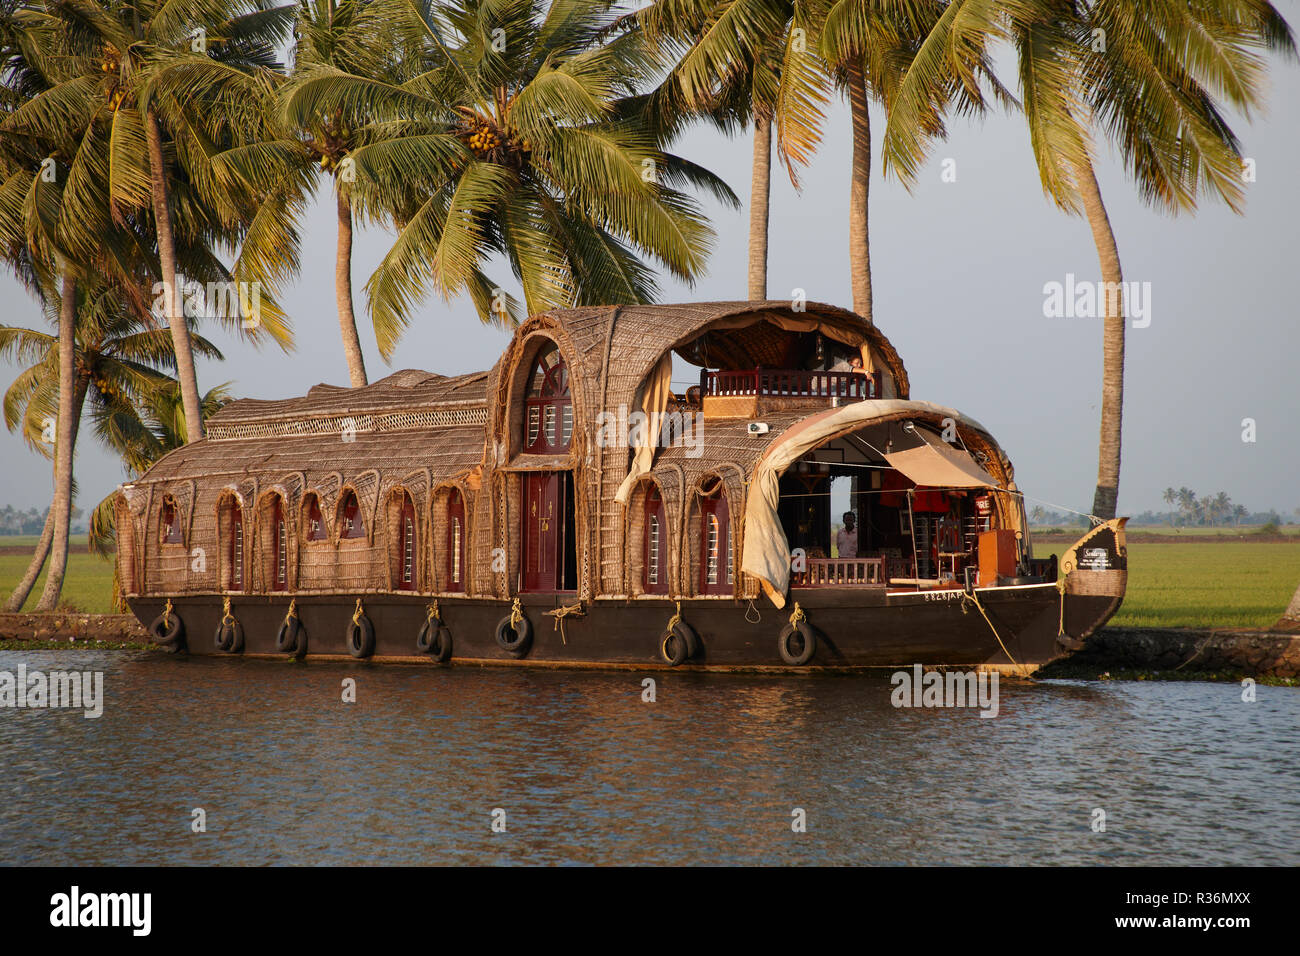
[{"left": 127, "top": 581, "right": 1121, "bottom": 675}]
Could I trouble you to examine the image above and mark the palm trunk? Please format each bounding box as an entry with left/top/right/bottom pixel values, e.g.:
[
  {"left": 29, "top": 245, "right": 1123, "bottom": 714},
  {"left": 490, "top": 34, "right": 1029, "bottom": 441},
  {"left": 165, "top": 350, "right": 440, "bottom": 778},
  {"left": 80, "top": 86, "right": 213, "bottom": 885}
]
[
  {"left": 5, "top": 503, "right": 54, "bottom": 611},
  {"left": 1279, "top": 581, "right": 1300, "bottom": 628},
  {"left": 336, "top": 187, "right": 368, "bottom": 388},
  {"left": 847, "top": 60, "right": 873, "bottom": 323},
  {"left": 35, "top": 273, "right": 78, "bottom": 611},
  {"left": 6, "top": 374, "right": 88, "bottom": 611},
  {"left": 146, "top": 107, "right": 205, "bottom": 442},
  {"left": 748, "top": 117, "right": 772, "bottom": 301},
  {"left": 1077, "top": 161, "right": 1124, "bottom": 520}
]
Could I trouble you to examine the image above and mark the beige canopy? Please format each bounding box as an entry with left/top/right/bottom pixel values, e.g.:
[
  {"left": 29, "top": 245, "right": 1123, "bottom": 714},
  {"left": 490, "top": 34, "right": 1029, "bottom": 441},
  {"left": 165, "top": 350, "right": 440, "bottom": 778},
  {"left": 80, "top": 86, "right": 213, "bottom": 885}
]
[
  {"left": 740, "top": 400, "right": 1004, "bottom": 607},
  {"left": 884, "top": 428, "right": 999, "bottom": 489}
]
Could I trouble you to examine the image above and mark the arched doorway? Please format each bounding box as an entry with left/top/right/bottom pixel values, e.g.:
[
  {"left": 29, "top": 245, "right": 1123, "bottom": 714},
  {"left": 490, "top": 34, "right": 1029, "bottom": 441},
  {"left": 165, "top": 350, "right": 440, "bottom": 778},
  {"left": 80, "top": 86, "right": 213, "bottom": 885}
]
[{"left": 520, "top": 342, "right": 577, "bottom": 592}]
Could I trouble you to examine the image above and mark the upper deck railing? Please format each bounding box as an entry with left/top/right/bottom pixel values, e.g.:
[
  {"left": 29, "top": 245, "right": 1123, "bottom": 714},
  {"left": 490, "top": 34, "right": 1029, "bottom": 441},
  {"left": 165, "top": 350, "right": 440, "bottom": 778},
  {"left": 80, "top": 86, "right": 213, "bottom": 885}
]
[{"left": 700, "top": 368, "right": 880, "bottom": 401}]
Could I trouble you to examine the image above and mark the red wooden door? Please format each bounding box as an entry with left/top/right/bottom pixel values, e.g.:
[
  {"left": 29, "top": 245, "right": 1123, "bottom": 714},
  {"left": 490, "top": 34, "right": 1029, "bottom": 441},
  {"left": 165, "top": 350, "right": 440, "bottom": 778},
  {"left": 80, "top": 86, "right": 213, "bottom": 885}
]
[
  {"left": 523, "top": 472, "right": 576, "bottom": 592},
  {"left": 524, "top": 472, "right": 559, "bottom": 591}
]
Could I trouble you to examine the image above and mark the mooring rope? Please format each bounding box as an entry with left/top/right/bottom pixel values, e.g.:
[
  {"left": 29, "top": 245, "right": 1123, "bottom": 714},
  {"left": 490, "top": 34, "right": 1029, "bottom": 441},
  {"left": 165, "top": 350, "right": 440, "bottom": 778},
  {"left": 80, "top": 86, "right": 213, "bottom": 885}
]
[
  {"left": 221, "top": 595, "right": 235, "bottom": 626},
  {"left": 1056, "top": 579, "right": 1067, "bottom": 636},
  {"left": 666, "top": 600, "right": 683, "bottom": 633},
  {"left": 284, "top": 598, "right": 298, "bottom": 624},
  {"left": 545, "top": 603, "right": 584, "bottom": 645},
  {"left": 509, "top": 597, "right": 524, "bottom": 629},
  {"left": 162, "top": 598, "right": 173, "bottom": 629},
  {"left": 960, "top": 589, "right": 1018, "bottom": 667},
  {"left": 426, "top": 599, "right": 440, "bottom": 623},
  {"left": 789, "top": 602, "right": 807, "bottom": 626},
  {"left": 351, "top": 598, "right": 364, "bottom": 627},
  {"left": 745, "top": 599, "right": 761, "bottom": 624}
]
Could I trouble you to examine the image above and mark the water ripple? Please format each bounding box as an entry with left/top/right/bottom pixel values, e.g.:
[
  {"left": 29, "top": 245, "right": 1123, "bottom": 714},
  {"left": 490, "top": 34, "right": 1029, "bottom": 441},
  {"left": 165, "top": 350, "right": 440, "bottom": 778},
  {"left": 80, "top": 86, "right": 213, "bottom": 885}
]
[{"left": 0, "top": 651, "right": 1296, "bottom": 865}]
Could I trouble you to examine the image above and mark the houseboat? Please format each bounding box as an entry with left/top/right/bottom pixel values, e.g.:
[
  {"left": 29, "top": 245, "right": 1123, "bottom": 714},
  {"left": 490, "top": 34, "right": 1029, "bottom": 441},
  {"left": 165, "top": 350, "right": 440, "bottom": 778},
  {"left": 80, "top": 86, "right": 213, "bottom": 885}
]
[{"left": 118, "top": 301, "right": 1127, "bottom": 674}]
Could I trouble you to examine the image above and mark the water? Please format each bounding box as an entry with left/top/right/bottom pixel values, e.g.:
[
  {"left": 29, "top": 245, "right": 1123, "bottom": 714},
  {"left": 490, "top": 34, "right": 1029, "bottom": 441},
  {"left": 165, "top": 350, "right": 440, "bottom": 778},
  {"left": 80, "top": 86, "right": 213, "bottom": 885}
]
[{"left": 2, "top": 649, "right": 1297, "bottom": 866}]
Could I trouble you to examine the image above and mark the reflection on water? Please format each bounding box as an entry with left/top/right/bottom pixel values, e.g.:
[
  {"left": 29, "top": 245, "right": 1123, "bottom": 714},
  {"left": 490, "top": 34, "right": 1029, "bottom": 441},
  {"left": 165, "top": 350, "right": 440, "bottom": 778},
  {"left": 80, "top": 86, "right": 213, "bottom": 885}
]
[{"left": 1, "top": 650, "right": 1297, "bottom": 865}]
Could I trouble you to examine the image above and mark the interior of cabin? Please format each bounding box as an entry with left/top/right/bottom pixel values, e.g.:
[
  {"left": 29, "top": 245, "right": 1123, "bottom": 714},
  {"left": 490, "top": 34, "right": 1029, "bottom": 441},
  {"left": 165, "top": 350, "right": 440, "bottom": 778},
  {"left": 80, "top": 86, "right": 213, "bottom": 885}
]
[{"left": 773, "top": 422, "right": 1033, "bottom": 591}]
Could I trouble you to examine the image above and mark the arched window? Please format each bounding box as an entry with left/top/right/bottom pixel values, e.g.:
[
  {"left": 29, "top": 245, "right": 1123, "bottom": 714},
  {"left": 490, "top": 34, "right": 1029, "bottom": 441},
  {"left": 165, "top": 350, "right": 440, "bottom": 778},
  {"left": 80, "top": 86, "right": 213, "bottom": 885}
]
[
  {"left": 446, "top": 489, "right": 466, "bottom": 592},
  {"left": 339, "top": 490, "right": 365, "bottom": 539},
  {"left": 644, "top": 486, "right": 668, "bottom": 595},
  {"left": 304, "top": 494, "right": 327, "bottom": 541},
  {"left": 399, "top": 495, "right": 416, "bottom": 591},
  {"left": 700, "top": 489, "right": 732, "bottom": 595},
  {"left": 161, "top": 496, "right": 183, "bottom": 544},
  {"left": 272, "top": 497, "right": 288, "bottom": 591},
  {"left": 228, "top": 500, "right": 245, "bottom": 591},
  {"left": 524, "top": 342, "right": 572, "bottom": 453}
]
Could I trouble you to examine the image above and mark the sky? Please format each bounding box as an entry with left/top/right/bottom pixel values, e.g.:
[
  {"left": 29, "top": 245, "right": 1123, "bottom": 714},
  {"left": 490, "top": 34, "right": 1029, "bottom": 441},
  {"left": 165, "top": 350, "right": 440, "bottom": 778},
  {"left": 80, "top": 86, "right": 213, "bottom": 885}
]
[{"left": 2, "top": 40, "right": 1298, "bottom": 521}]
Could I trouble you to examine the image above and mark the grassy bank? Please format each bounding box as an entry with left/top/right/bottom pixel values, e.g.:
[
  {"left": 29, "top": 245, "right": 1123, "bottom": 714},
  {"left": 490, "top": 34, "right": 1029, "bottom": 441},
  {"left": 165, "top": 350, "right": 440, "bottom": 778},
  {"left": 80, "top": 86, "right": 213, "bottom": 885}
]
[
  {"left": 0, "top": 536, "right": 115, "bottom": 613},
  {"left": 1, "top": 538, "right": 1297, "bottom": 628},
  {"left": 1108, "top": 542, "right": 1300, "bottom": 629}
]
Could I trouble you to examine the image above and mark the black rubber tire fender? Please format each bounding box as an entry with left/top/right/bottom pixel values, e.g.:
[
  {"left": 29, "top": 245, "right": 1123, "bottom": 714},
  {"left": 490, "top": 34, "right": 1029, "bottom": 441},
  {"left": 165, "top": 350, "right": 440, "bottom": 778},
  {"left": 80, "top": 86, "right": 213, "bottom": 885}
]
[
  {"left": 345, "top": 615, "right": 375, "bottom": 658},
  {"left": 660, "top": 629, "right": 689, "bottom": 666},
  {"left": 416, "top": 615, "right": 439, "bottom": 653},
  {"left": 430, "top": 625, "right": 453, "bottom": 664},
  {"left": 671, "top": 620, "right": 700, "bottom": 660},
  {"left": 495, "top": 613, "right": 532, "bottom": 658},
  {"left": 214, "top": 619, "right": 244, "bottom": 654},
  {"left": 148, "top": 612, "right": 183, "bottom": 647},
  {"left": 778, "top": 620, "right": 816, "bottom": 666},
  {"left": 275, "top": 616, "right": 301, "bottom": 653}
]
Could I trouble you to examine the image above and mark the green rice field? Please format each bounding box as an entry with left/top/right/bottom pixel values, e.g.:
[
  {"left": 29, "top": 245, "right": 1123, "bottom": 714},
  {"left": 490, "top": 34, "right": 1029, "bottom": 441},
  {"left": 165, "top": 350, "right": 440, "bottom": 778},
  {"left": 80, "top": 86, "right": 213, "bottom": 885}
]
[
  {"left": 1108, "top": 542, "right": 1300, "bottom": 629},
  {"left": 1, "top": 537, "right": 1297, "bottom": 629}
]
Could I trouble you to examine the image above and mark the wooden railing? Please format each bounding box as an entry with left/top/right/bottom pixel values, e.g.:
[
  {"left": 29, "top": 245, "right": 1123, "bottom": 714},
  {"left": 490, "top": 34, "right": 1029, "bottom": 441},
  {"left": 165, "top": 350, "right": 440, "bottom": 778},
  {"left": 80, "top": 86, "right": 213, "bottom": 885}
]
[
  {"left": 700, "top": 368, "right": 879, "bottom": 400},
  {"left": 793, "top": 557, "right": 885, "bottom": 587}
]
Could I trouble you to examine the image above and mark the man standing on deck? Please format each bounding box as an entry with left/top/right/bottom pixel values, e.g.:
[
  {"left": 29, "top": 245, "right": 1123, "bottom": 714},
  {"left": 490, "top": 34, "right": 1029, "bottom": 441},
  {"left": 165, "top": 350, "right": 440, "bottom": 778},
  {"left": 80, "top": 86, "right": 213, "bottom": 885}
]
[{"left": 836, "top": 512, "right": 858, "bottom": 558}]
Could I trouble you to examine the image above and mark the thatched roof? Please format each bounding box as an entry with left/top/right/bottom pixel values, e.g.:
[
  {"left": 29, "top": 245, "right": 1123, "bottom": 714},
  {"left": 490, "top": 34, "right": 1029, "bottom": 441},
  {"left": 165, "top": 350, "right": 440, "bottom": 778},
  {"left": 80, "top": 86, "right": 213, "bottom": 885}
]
[{"left": 496, "top": 301, "right": 908, "bottom": 416}]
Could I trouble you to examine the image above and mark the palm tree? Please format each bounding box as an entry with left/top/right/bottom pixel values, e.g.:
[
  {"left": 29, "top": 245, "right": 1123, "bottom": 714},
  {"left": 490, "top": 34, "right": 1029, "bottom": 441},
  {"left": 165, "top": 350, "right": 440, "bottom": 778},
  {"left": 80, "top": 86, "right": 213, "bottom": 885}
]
[
  {"left": 6, "top": 0, "right": 298, "bottom": 443},
  {"left": 635, "top": 0, "right": 832, "bottom": 300},
  {"left": 1211, "top": 491, "right": 1232, "bottom": 527},
  {"left": 0, "top": 283, "right": 222, "bottom": 610},
  {"left": 881, "top": 0, "right": 1296, "bottom": 519},
  {"left": 819, "top": 0, "right": 1006, "bottom": 321},
  {"left": 1232, "top": 503, "right": 1247, "bottom": 528},
  {"left": 282, "top": 0, "right": 723, "bottom": 355},
  {"left": 1163, "top": 487, "right": 1176, "bottom": 526},
  {"left": 216, "top": 0, "right": 417, "bottom": 388}
]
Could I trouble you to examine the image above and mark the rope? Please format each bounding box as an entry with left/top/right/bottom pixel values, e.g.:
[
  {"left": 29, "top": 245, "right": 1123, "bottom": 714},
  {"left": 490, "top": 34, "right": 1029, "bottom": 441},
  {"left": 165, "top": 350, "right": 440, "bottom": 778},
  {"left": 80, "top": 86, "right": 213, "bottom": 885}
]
[
  {"left": 284, "top": 598, "right": 298, "bottom": 624},
  {"left": 426, "top": 599, "right": 440, "bottom": 623},
  {"left": 352, "top": 598, "right": 364, "bottom": 626},
  {"left": 960, "top": 589, "right": 1018, "bottom": 667},
  {"left": 162, "top": 598, "right": 173, "bottom": 629},
  {"left": 789, "top": 602, "right": 806, "bottom": 626},
  {"left": 1056, "top": 579, "right": 1067, "bottom": 636},
  {"left": 221, "top": 595, "right": 234, "bottom": 626},
  {"left": 1173, "top": 637, "right": 1211, "bottom": 671},
  {"left": 745, "top": 599, "right": 761, "bottom": 624},
  {"left": 666, "top": 600, "right": 683, "bottom": 633},
  {"left": 544, "top": 603, "right": 584, "bottom": 644},
  {"left": 509, "top": 597, "right": 523, "bottom": 629}
]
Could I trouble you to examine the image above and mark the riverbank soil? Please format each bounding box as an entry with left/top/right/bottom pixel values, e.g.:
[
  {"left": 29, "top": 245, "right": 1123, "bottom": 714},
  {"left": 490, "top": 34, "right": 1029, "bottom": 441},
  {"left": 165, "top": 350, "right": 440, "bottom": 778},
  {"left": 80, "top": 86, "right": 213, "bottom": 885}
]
[{"left": 0, "top": 612, "right": 146, "bottom": 645}]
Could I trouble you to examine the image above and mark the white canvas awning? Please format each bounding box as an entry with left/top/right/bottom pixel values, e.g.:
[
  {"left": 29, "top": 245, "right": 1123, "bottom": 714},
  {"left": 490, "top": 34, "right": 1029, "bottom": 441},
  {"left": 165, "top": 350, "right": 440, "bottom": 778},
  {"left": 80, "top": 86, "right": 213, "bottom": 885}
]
[
  {"left": 883, "top": 428, "right": 999, "bottom": 489},
  {"left": 740, "top": 400, "right": 1007, "bottom": 607}
]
